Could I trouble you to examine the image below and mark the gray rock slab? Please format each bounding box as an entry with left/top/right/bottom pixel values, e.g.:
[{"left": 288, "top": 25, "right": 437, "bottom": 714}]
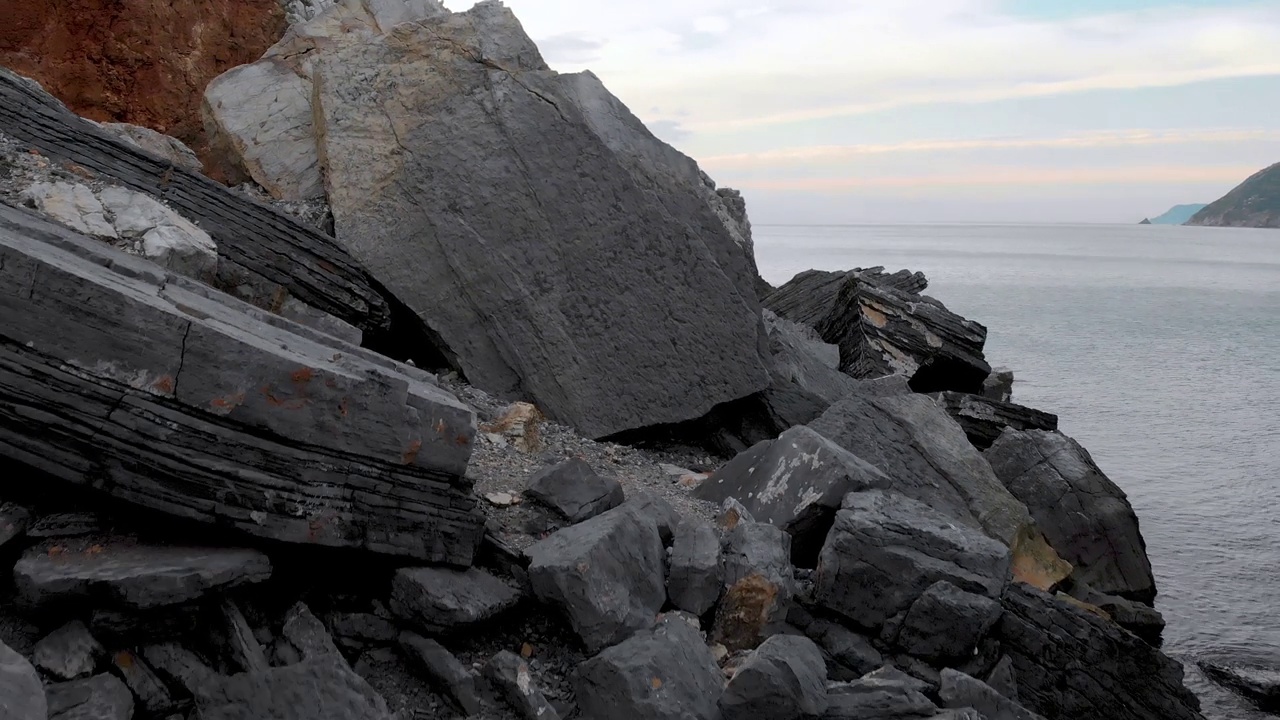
[
  {"left": 667, "top": 518, "right": 723, "bottom": 616},
  {"left": 194, "top": 655, "right": 393, "bottom": 720},
  {"left": 34, "top": 620, "right": 106, "bottom": 680},
  {"left": 282, "top": 602, "right": 342, "bottom": 660},
  {"left": 822, "top": 675, "right": 938, "bottom": 719},
  {"left": 525, "top": 458, "right": 625, "bottom": 523},
  {"left": 0, "top": 639, "right": 46, "bottom": 720},
  {"left": 933, "top": 392, "right": 1058, "bottom": 451},
  {"left": 216, "top": 599, "right": 270, "bottom": 674},
  {"left": 895, "top": 580, "right": 1003, "bottom": 662},
  {"left": 484, "top": 650, "right": 561, "bottom": 720},
  {"left": 112, "top": 649, "right": 178, "bottom": 715},
  {"left": 720, "top": 635, "right": 828, "bottom": 720},
  {"left": 397, "top": 632, "right": 483, "bottom": 716},
  {"left": 939, "top": 668, "right": 1046, "bottom": 720},
  {"left": 390, "top": 566, "right": 521, "bottom": 634},
  {"left": 141, "top": 643, "right": 217, "bottom": 699},
  {"left": 46, "top": 673, "right": 134, "bottom": 720}
]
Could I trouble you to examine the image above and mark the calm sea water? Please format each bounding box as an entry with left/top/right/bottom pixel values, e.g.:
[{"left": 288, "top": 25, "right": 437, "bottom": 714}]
[{"left": 754, "top": 223, "right": 1280, "bottom": 720}]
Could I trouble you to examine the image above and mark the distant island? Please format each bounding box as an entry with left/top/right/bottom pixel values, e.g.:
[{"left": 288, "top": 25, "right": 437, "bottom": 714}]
[
  {"left": 1142, "top": 204, "right": 1206, "bottom": 225},
  {"left": 1187, "top": 162, "right": 1280, "bottom": 228}
]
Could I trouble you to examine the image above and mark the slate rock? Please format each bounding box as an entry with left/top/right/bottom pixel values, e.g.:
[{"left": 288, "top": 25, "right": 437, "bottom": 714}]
[
  {"left": 0, "top": 502, "right": 31, "bottom": 549},
  {"left": 805, "top": 618, "right": 884, "bottom": 679},
  {"left": 398, "top": 632, "right": 483, "bottom": 716},
  {"left": 720, "top": 635, "right": 828, "bottom": 720},
  {"left": 667, "top": 518, "right": 723, "bottom": 616},
  {"left": 986, "top": 429, "right": 1156, "bottom": 602},
  {"left": 717, "top": 497, "right": 756, "bottom": 532},
  {"left": 27, "top": 512, "right": 107, "bottom": 538},
  {"left": 525, "top": 458, "right": 625, "bottom": 523},
  {"left": 756, "top": 310, "right": 864, "bottom": 429},
  {"left": 216, "top": 599, "right": 270, "bottom": 674},
  {"left": 1067, "top": 581, "right": 1165, "bottom": 644},
  {"left": 328, "top": 613, "right": 398, "bottom": 646},
  {"left": 14, "top": 542, "right": 272, "bottom": 609},
  {"left": 575, "top": 615, "right": 724, "bottom": 720},
  {"left": 526, "top": 504, "right": 666, "bottom": 653},
  {"left": 112, "top": 649, "right": 178, "bottom": 715},
  {"left": 46, "top": 673, "right": 134, "bottom": 720},
  {"left": 996, "top": 584, "right": 1203, "bottom": 720},
  {"left": 809, "top": 393, "right": 1033, "bottom": 545},
  {"left": 0, "top": 639, "right": 46, "bottom": 720},
  {"left": 315, "top": 3, "right": 771, "bottom": 439},
  {"left": 141, "top": 643, "right": 216, "bottom": 699},
  {"left": 815, "top": 491, "right": 1011, "bottom": 630},
  {"left": 894, "top": 580, "right": 1003, "bottom": 662},
  {"left": 484, "top": 650, "right": 562, "bottom": 720},
  {"left": 98, "top": 122, "right": 204, "bottom": 174},
  {"left": 621, "top": 491, "right": 682, "bottom": 546},
  {"left": 823, "top": 674, "right": 938, "bottom": 719},
  {"left": 193, "top": 655, "right": 393, "bottom": 720},
  {"left": 282, "top": 602, "right": 342, "bottom": 660},
  {"left": 933, "top": 392, "right": 1059, "bottom": 451},
  {"left": 714, "top": 521, "right": 795, "bottom": 651},
  {"left": 985, "top": 655, "right": 1019, "bottom": 702},
  {"left": 983, "top": 368, "right": 1015, "bottom": 403},
  {"left": 1198, "top": 658, "right": 1280, "bottom": 712},
  {"left": 390, "top": 566, "right": 521, "bottom": 634},
  {"left": 939, "top": 669, "right": 1046, "bottom": 720},
  {"left": 34, "top": 621, "right": 106, "bottom": 681}
]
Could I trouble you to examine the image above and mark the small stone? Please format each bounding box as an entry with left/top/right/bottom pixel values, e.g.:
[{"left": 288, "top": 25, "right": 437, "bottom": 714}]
[
  {"left": 479, "top": 402, "right": 544, "bottom": 453},
  {"left": 484, "top": 650, "right": 561, "bottom": 720},
  {"left": 485, "top": 492, "right": 522, "bottom": 507},
  {"left": 525, "top": 458, "right": 625, "bottom": 523},
  {"left": 390, "top": 566, "right": 522, "bottom": 634},
  {"left": 34, "top": 621, "right": 106, "bottom": 681},
  {"left": 717, "top": 497, "right": 755, "bottom": 531},
  {"left": 520, "top": 642, "right": 534, "bottom": 659},
  {"left": 710, "top": 644, "right": 729, "bottom": 664},
  {"left": 327, "top": 613, "right": 398, "bottom": 646}
]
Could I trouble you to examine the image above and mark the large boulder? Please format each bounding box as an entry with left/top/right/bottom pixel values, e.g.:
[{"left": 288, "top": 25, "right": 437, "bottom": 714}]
[
  {"left": 714, "top": 521, "right": 796, "bottom": 651},
  {"left": 719, "top": 635, "right": 828, "bottom": 720},
  {"left": 938, "top": 669, "right": 1046, "bottom": 720},
  {"left": 525, "top": 504, "right": 666, "bottom": 653},
  {"left": 755, "top": 310, "right": 863, "bottom": 429},
  {"left": 893, "top": 580, "right": 1003, "bottom": 662},
  {"left": 194, "top": 655, "right": 394, "bottom": 720},
  {"left": 996, "top": 584, "right": 1203, "bottom": 720},
  {"left": 765, "top": 268, "right": 990, "bottom": 394},
  {"left": 0, "top": 203, "right": 485, "bottom": 564},
  {"left": 0, "top": 640, "right": 46, "bottom": 720},
  {"left": 815, "top": 491, "right": 1011, "bottom": 631},
  {"left": 313, "top": 2, "right": 770, "bottom": 438},
  {"left": 575, "top": 615, "right": 724, "bottom": 720},
  {"left": 985, "top": 429, "right": 1156, "bottom": 602}
]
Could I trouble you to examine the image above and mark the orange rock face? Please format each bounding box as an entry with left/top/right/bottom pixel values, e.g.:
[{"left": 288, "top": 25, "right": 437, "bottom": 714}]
[{"left": 0, "top": 0, "right": 287, "bottom": 170}]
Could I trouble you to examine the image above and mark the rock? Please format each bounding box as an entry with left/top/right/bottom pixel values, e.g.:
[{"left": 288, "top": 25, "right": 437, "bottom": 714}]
[
  {"left": 21, "top": 181, "right": 117, "bottom": 237},
  {"left": 141, "top": 643, "right": 216, "bottom": 699},
  {"left": 717, "top": 497, "right": 756, "bottom": 532},
  {"left": 894, "top": 580, "right": 1003, "bottom": 662},
  {"left": 0, "top": 639, "right": 46, "bottom": 720},
  {"left": 815, "top": 490, "right": 1011, "bottom": 631},
  {"left": 277, "top": 296, "right": 363, "bottom": 347},
  {"left": 397, "top": 632, "right": 483, "bottom": 716},
  {"left": 34, "top": 620, "right": 106, "bottom": 680},
  {"left": 314, "top": 3, "right": 770, "bottom": 439},
  {"left": 809, "top": 393, "right": 1034, "bottom": 545},
  {"left": 756, "top": 310, "right": 863, "bottom": 428},
  {"left": 98, "top": 123, "right": 205, "bottom": 174},
  {"left": 46, "top": 673, "right": 134, "bottom": 720},
  {"left": 1197, "top": 657, "right": 1280, "bottom": 712},
  {"left": 696, "top": 425, "right": 889, "bottom": 561},
  {"left": 0, "top": 69, "right": 391, "bottom": 330},
  {"left": 619, "top": 491, "right": 682, "bottom": 546},
  {"left": 216, "top": 599, "right": 270, "bottom": 674},
  {"left": 983, "top": 368, "right": 1015, "bottom": 403},
  {"left": 483, "top": 650, "right": 562, "bottom": 720},
  {"left": 0, "top": 502, "right": 31, "bottom": 549},
  {"left": 765, "top": 268, "right": 990, "bottom": 394},
  {"left": 823, "top": 674, "right": 938, "bottom": 719},
  {"left": 985, "top": 429, "right": 1156, "bottom": 602},
  {"left": 526, "top": 505, "right": 665, "bottom": 653},
  {"left": 575, "top": 615, "right": 724, "bottom": 720},
  {"left": 996, "top": 584, "right": 1203, "bottom": 720},
  {"left": 985, "top": 655, "right": 1019, "bottom": 701},
  {"left": 390, "top": 566, "right": 521, "bottom": 634},
  {"left": 714, "top": 521, "right": 795, "bottom": 651},
  {"left": 0, "top": 203, "right": 485, "bottom": 564},
  {"left": 27, "top": 512, "right": 107, "bottom": 538},
  {"left": 282, "top": 602, "right": 341, "bottom": 660},
  {"left": 112, "top": 649, "right": 178, "bottom": 715},
  {"left": 667, "top": 518, "right": 724, "bottom": 616},
  {"left": 328, "top": 613, "right": 398, "bottom": 646},
  {"left": 525, "top": 458, "right": 625, "bottom": 523},
  {"left": 479, "top": 402, "right": 544, "bottom": 453},
  {"left": 96, "top": 186, "right": 219, "bottom": 280},
  {"left": 720, "top": 635, "right": 828, "bottom": 720},
  {"left": 193, "top": 655, "right": 394, "bottom": 720},
  {"left": 938, "top": 669, "right": 1046, "bottom": 720},
  {"left": 933, "top": 392, "right": 1058, "bottom": 451},
  {"left": 485, "top": 492, "right": 522, "bottom": 507},
  {"left": 805, "top": 618, "right": 883, "bottom": 678},
  {"left": 14, "top": 542, "right": 272, "bottom": 609},
  {"left": 1067, "top": 582, "right": 1165, "bottom": 644}
]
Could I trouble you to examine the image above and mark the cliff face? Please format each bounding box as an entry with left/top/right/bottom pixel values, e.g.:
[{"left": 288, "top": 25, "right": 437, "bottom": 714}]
[
  {"left": 1188, "top": 162, "right": 1280, "bottom": 228},
  {"left": 0, "top": 0, "right": 287, "bottom": 169}
]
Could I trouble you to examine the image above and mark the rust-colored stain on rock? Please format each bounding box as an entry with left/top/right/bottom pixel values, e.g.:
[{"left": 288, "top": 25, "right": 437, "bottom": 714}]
[
  {"left": 290, "top": 367, "right": 315, "bottom": 384},
  {"left": 259, "top": 384, "right": 307, "bottom": 410},
  {"left": 712, "top": 573, "right": 782, "bottom": 652},
  {"left": 0, "top": 0, "right": 287, "bottom": 175},
  {"left": 402, "top": 439, "right": 422, "bottom": 465},
  {"left": 209, "top": 390, "right": 246, "bottom": 414},
  {"left": 151, "top": 375, "right": 175, "bottom": 394}
]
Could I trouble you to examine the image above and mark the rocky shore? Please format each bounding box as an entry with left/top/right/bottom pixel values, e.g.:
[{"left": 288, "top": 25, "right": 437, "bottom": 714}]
[{"left": 0, "top": 1, "right": 1229, "bottom": 719}]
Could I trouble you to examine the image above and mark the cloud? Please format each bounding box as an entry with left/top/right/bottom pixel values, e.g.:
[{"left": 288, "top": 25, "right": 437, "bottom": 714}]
[
  {"left": 646, "top": 119, "right": 693, "bottom": 144},
  {"left": 535, "top": 32, "right": 606, "bottom": 64},
  {"left": 736, "top": 164, "right": 1258, "bottom": 191}
]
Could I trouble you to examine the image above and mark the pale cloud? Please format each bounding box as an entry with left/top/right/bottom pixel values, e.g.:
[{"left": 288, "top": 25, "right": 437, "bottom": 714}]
[{"left": 738, "top": 165, "right": 1259, "bottom": 191}]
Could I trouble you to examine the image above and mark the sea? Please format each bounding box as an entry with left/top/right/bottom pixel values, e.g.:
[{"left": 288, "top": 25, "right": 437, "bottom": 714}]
[{"left": 753, "top": 223, "right": 1280, "bottom": 720}]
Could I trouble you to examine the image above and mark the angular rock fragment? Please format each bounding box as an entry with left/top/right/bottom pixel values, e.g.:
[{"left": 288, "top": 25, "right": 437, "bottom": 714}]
[
  {"left": 815, "top": 491, "right": 1011, "bottom": 630},
  {"left": 216, "top": 599, "right": 270, "bottom": 674},
  {"left": 985, "top": 655, "right": 1019, "bottom": 702},
  {"left": 804, "top": 618, "right": 884, "bottom": 679},
  {"left": 983, "top": 368, "right": 1015, "bottom": 403},
  {"left": 714, "top": 521, "right": 795, "bottom": 651},
  {"left": 894, "top": 580, "right": 1003, "bottom": 662},
  {"left": 525, "top": 458, "right": 625, "bottom": 523},
  {"left": 14, "top": 542, "right": 272, "bottom": 610},
  {"left": 823, "top": 673, "right": 938, "bottom": 719},
  {"left": 0, "top": 639, "right": 46, "bottom": 720},
  {"left": 938, "top": 668, "right": 1046, "bottom": 720},
  {"left": 933, "top": 392, "right": 1059, "bottom": 451},
  {"left": 398, "top": 632, "right": 483, "bottom": 716},
  {"left": 27, "top": 512, "right": 107, "bottom": 538},
  {"left": 717, "top": 497, "right": 755, "bottom": 532},
  {"left": 667, "top": 518, "right": 723, "bottom": 616},
  {"left": 526, "top": 505, "right": 665, "bottom": 653},
  {"left": 0, "top": 502, "right": 31, "bottom": 549},
  {"left": 98, "top": 122, "right": 204, "bottom": 174},
  {"left": 194, "top": 655, "right": 393, "bottom": 720},
  {"left": 34, "top": 620, "right": 106, "bottom": 680},
  {"left": 328, "top": 613, "right": 398, "bottom": 647},
  {"left": 720, "top": 635, "right": 828, "bottom": 720},
  {"left": 986, "top": 429, "right": 1156, "bottom": 602},
  {"left": 484, "top": 650, "right": 562, "bottom": 720},
  {"left": 112, "top": 649, "right": 178, "bottom": 715},
  {"left": 46, "top": 674, "right": 134, "bottom": 720},
  {"left": 282, "top": 602, "right": 341, "bottom": 660},
  {"left": 20, "top": 181, "right": 117, "bottom": 238},
  {"left": 96, "top": 186, "right": 219, "bottom": 280},
  {"left": 141, "top": 644, "right": 216, "bottom": 699},
  {"left": 390, "top": 566, "right": 521, "bottom": 634},
  {"left": 1067, "top": 582, "right": 1166, "bottom": 644},
  {"left": 755, "top": 310, "right": 862, "bottom": 429},
  {"left": 575, "top": 615, "right": 724, "bottom": 720}
]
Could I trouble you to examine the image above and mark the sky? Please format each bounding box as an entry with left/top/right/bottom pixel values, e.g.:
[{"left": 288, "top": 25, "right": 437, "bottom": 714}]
[{"left": 442, "top": 0, "right": 1280, "bottom": 224}]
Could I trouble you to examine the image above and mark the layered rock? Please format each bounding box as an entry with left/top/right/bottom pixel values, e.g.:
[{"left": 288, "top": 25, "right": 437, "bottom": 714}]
[
  {"left": 934, "top": 392, "right": 1059, "bottom": 451},
  {"left": 389, "top": 566, "right": 521, "bottom": 633},
  {"left": 0, "top": 203, "right": 484, "bottom": 563}
]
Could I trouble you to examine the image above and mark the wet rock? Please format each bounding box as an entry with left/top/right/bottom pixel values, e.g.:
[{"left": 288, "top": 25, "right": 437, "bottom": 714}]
[
  {"left": 997, "top": 584, "right": 1202, "bottom": 720},
  {"left": 526, "top": 505, "right": 665, "bottom": 653},
  {"left": 141, "top": 643, "right": 216, "bottom": 699},
  {"left": 46, "top": 673, "right": 134, "bottom": 720},
  {"left": 720, "top": 635, "right": 828, "bottom": 720},
  {"left": 938, "top": 668, "right": 1046, "bottom": 720},
  {"left": 575, "top": 615, "right": 724, "bottom": 720},
  {"left": 390, "top": 566, "right": 521, "bottom": 634},
  {"left": 894, "top": 580, "right": 1003, "bottom": 662},
  {"left": 983, "top": 368, "right": 1015, "bottom": 403},
  {"left": 0, "top": 502, "right": 31, "bottom": 549},
  {"left": 1198, "top": 658, "right": 1280, "bottom": 711},
  {"left": 112, "top": 649, "right": 178, "bottom": 715},
  {"left": 33, "top": 620, "right": 106, "bottom": 680},
  {"left": 713, "top": 521, "right": 795, "bottom": 651},
  {"left": 667, "top": 518, "right": 724, "bottom": 616},
  {"left": 281, "top": 602, "right": 341, "bottom": 660},
  {"left": 397, "top": 632, "right": 483, "bottom": 716},
  {"left": 483, "top": 650, "right": 562, "bottom": 720},
  {"left": 0, "top": 639, "right": 46, "bottom": 720},
  {"left": 815, "top": 491, "right": 1011, "bottom": 631},
  {"left": 14, "top": 542, "right": 272, "bottom": 609},
  {"left": 810, "top": 393, "right": 1033, "bottom": 545},
  {"left": 933, "top": 392, "right": 1058, "bottom": 451},
  {"left": 21, "top": 181, "right": 117, "bottom": 237},
  {"left": 216, "top": 599, "right": 270, "bottom": 674},
  {"left": 525, "top": 458, "right": 625, "bottom": 523},
  {"left": 986, "top": 429, "right": 1156, "bottom": 603},
  {"left": 194, "top": 655, "right": 393, "bottom": 720}
]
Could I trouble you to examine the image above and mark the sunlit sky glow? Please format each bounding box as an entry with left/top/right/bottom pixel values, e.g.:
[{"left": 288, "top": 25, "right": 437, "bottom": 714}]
[{"left": 444, "top": 0, "right": 1280, "bottom": 223}]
